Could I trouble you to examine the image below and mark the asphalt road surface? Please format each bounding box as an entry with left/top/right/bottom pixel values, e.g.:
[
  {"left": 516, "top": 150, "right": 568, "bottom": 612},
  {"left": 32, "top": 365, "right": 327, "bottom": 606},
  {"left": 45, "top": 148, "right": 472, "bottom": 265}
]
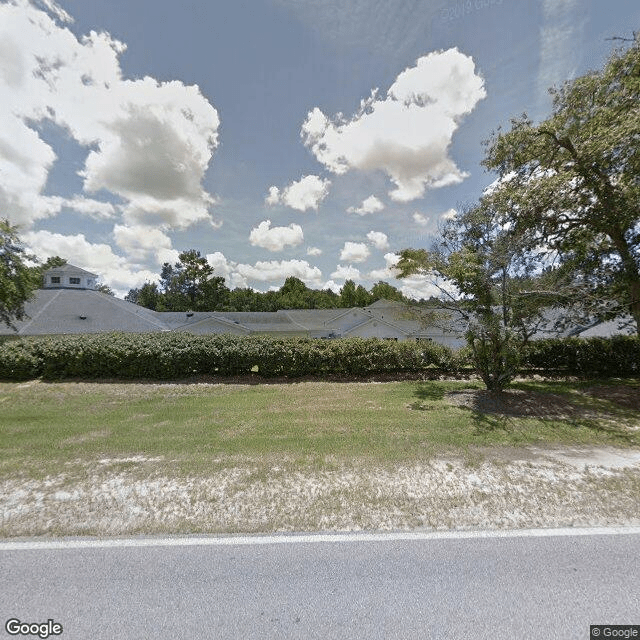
[{"left": 1, "top": 528, "right": 639, "bottom": 640}]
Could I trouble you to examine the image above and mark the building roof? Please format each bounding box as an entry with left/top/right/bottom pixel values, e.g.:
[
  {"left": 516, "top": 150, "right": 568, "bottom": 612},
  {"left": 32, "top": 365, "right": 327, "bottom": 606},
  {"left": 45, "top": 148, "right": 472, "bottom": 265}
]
[
  {"left": 0, "top": 289, "right": 169, "bottom": 335},
  {"left": 44, "top": 264, "right": 99, "bottom": 278},
  {"left": 2, "top": 285, "right": 634, "bottom": 342},
  {"left": 573, "top": 315, "right": 636, "bottom": 338},
  {"left": 283, "top": 308, "right": 364, "bottom": 331}
]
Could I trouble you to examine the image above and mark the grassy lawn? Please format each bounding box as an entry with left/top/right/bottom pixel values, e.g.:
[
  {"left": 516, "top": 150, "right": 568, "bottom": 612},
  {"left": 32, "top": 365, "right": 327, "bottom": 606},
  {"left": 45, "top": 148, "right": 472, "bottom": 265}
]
[
  {"left": 1, "top": 378, "right": 638, "bottom": 478},
  {"left": 1, "top": 378, "right": 639, "bottom": 537}
]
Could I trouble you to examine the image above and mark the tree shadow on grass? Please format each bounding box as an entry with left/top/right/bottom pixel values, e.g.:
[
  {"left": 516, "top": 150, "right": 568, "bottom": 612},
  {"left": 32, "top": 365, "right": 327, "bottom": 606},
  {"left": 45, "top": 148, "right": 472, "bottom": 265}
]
[
  {"left": 582, "top": 383, "right": 640, "bottom": 411},
  {"left": 562, "top": 416, "right": 640, "bottom": 446},
  {"left": 448, "top": 388, "right": 639, "bottom": 444},
  {"left": 470, "top": 411, "right": 515, "bottom": 435},
  {"left": 413, "top": 381, "right": 446, "bottom": 402},
  {"left": 408, "top": 382, "right": 448, "bottom": 411}
]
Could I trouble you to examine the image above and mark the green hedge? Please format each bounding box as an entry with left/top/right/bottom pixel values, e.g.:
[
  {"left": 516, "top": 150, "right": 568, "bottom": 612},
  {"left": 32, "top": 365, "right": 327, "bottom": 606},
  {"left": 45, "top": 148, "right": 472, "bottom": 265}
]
[
  {"left": 0, "top": 333, "right": 455, "bottom": 381},
  {"left": 1, "top": 333, "right": 637, "bottom": 381},
  {"left": 521, "top": 335, "right": 640, "bottom": 377}
]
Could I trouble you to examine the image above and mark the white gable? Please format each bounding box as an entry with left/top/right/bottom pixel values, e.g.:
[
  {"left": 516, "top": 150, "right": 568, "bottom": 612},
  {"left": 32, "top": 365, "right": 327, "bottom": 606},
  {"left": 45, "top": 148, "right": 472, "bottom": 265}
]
[{"left": 43, "top": 264, "right": 99, "bottom": 290}]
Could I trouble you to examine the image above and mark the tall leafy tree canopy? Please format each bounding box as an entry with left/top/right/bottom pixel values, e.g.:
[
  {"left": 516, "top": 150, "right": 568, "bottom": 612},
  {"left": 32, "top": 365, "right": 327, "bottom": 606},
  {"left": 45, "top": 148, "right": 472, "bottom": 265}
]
[
  {"left": 483, "top": 35, "right": 640, "bottom": 334},
  {"left": 0, "top": 220, "right": 40, "bottom": 329},
  {"left": 397, "top": 36, "right": 640, "bottom": 388},
  {"left": 157, "top": 250, "right": 229, "bottom": 312},
  {"left": 397, "top": 204, "right": 556, "bottom": 390}
]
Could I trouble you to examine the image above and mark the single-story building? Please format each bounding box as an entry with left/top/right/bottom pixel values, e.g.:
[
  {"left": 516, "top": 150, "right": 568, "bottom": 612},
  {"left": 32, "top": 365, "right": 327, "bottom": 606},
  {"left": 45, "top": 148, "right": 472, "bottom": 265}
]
[{"left": 1, "top": 264, "right": 634, "bottom": 345}]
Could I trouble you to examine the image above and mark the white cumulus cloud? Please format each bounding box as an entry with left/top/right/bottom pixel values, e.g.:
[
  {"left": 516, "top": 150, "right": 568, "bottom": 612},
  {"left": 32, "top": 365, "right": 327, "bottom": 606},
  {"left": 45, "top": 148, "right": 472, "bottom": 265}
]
[
  {"left": 322, "top": 279, "right": 342, "bottom": 294},
  {"left": 367, "top": 252, "right": 401, "bottom": 280},
  {"left": 306, "top": 246, "right": 322, "bottom": 256},
  {"left": 330, "top": 264, "right": 362, "bottom": 281},
  {"left": 249, "top": 220, "right": 304, "bottom": 252},
  {"left": 205, "top": 251, "right": 233, "bottom": 280},
  {"left": 204, "top": 254, "right": 323, "bottom": 289},
  {"left": 205, "top": 251, "right": 248, "bottom": 288},
  {"left": 61, "top": 197, "right": 117, "bottom": 220},
  {"left": 399, "top": 275, "right": 442, "bottom": 301},
  {"left": 113, "top": 224, "right": 178, "bottom": 265},
  {"left": 265, "top": 175, "right": 330, "bottom": 211},
  {"left": 265, "top": 186, "right": 281, "bottom": 206},
  {"left": 301, "top": 48, "right": 485, "bottom": 202},
  {"left": 235, "top": 259, "right": 323, "bottom": 286},
  {"left": 413, "top": 208, "right": 456, "bottom": 229},
  {"left": 366, "top": 231, "right": 389, "bottom": 250},
  {"left": 34, "top": 0, "right": 73, "bottom": 23},
  {"left": 347, "top": 195, "right": 384, "bottom": 216},
  {"left": 339, "top": 241, "right": 370, "bottom": 263},
  {"left": 413, "top": 212, "right": 429, "bottom": 226},
  {"left": 0, "top": 1, "right": 220, "bottom": 228}
]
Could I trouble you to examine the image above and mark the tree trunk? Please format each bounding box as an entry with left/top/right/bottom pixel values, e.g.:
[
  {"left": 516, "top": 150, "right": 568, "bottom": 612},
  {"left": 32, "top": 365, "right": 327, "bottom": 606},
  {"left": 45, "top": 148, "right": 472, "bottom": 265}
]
[{"left": 609, "top": 225, "right": 640, "bottom": 336}]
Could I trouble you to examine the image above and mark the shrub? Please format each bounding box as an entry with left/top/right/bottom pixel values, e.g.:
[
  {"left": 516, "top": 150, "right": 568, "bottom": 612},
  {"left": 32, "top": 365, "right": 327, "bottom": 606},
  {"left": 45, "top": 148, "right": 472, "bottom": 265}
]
[
  {"left": 0, "top": 333, "right": 458, "bottom": 380},
  {"left": 521, "top": 335, "right": 640, "bottom": 377},
  {"left": 3, "top": 332, "right": 634, "bottom": 382},
  {"left": 0, "top": 338, "right": 42, "bottom": 380}
]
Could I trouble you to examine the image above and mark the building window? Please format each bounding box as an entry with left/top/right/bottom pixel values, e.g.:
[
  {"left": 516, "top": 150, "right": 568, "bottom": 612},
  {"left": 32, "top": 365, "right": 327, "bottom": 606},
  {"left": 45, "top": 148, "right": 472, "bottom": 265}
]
[
  {"left": 50, "top": 277, "right": 60, "bottom": 284},
  {"left": 69, "top": 277, "right": 81, "bottom": 285}
]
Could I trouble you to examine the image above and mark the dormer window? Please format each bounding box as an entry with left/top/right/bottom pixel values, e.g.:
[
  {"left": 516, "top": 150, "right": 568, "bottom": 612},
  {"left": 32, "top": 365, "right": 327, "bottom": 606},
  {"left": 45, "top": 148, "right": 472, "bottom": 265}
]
[{"left": 42, "top": 264, "right": 99, "bottom": 290}]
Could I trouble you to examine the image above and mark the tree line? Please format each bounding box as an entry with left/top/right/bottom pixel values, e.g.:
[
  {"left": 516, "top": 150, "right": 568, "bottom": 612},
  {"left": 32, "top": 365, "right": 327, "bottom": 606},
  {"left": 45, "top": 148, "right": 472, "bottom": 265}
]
[{"left": 124, "top": 249, "right": 411, "bottom": 312}]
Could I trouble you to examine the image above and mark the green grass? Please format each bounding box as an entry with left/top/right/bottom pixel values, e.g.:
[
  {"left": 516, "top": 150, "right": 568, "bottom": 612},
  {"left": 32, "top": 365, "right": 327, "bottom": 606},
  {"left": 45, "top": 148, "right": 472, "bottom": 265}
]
[{"left": 1, "top": 378, "right": 639, "bottom": 479}]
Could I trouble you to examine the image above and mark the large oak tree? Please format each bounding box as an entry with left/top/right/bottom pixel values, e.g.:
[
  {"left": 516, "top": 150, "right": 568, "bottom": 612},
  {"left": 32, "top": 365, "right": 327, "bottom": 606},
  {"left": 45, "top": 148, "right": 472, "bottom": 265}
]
[{"left": 482, "top": 35, "right": 640, "bottom": 334}]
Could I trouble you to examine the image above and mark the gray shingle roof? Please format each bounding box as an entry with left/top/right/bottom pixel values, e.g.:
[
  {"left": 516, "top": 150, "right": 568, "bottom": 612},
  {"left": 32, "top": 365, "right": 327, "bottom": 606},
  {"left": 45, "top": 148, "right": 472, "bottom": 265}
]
[
  {"left": 0, "top": 289, "right": 169, "bottom": 335},
  {"left": 574, "top": 316, "right": 635, "bottom": 338},
  {"left": 282, "top": 309, "right": 350, "bottom": 330},
  {"left": 44, "top": 264, "right": 98, "bottom": 278},
  {"left": 4, "top": 288, "right": 632, "bottom": 342}
]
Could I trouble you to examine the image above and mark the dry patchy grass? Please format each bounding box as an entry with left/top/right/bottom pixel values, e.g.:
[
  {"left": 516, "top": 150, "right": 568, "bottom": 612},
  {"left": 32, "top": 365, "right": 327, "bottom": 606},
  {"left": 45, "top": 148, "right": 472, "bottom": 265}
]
[{"left": 1, "top": 378, "right": 639, "bottom": 537}]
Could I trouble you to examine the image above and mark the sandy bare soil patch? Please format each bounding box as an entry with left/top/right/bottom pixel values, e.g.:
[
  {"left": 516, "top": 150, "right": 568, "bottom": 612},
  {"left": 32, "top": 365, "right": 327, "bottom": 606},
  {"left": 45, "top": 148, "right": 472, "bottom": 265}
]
[{"left": 2, "top": 448, "right": 639, "bottom": 537}]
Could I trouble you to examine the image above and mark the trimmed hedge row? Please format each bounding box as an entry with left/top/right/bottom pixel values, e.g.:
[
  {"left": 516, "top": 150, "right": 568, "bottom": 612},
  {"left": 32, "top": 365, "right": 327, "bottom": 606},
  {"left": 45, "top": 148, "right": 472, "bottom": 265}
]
[
  {"left": 0, "top": 333, "right": 637, "bottom": 381},
  {"left": 0, "top": 333, "right": 455, "bottom": 381},
  {"left": 520, "top": 335, "right": 640, "bottom": 377}
]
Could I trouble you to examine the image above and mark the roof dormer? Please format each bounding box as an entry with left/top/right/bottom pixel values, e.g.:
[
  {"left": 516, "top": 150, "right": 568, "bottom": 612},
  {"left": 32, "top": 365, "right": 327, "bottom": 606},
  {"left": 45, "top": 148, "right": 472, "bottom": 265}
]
[{"left": 43, "top": 264, "right": 99, "bottom": 290}]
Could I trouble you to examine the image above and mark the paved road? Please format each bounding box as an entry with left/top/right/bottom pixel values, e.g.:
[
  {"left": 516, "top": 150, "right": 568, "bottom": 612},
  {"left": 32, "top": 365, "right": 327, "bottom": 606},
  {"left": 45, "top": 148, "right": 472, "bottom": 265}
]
[{"left": 1, "top": 528, "right": 639, "bottom": 639}]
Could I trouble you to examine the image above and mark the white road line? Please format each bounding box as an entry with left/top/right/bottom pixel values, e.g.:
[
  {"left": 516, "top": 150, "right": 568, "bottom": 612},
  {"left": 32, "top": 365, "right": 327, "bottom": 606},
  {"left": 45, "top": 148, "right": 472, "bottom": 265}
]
[{"left": 1, "top": 526, "right": 640, "bottom": 551}]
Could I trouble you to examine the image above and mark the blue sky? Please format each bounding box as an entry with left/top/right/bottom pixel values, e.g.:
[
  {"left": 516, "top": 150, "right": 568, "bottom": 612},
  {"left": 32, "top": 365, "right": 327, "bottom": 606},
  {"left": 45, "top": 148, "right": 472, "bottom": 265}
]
[{"left": 1, "top": 0, "right": 638, "bottom": 297}]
